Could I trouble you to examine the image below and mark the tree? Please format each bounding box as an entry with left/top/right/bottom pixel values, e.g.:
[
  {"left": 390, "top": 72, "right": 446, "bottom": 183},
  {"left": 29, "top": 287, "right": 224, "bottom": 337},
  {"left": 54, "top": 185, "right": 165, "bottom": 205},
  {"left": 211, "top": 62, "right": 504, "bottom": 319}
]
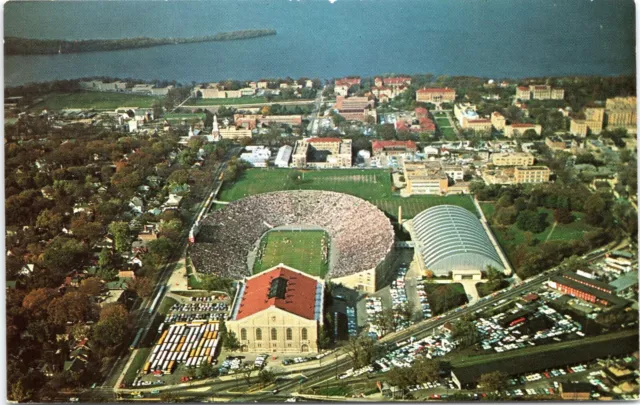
[
  {"left": 258, "top": 369, "right": 275, "bottom": 386},
  {"left": 93, "top": 304, "right": 130, "bottom": 350},
  {"left": 36, "top": 209, "right": 64, "bottom": 233},
  {"left": 108, "top": 221, "right": 132, "bottom": 253},
  {"left": 553, "top": 208, "right": 573, "bottom": 224},
  {"left": 127, "top": 277, "right": 154, "bottom": 298},
  {"left": 98, "top": 248, "right": 113, "bottom": 270},
  {"left": 223, "top": 331, "right": 240, "bottom": 351},
  {"left": 201, "top": 275, "right": 234, "bottom": 293},
  {"left": 493, "top": 206, "right": 517, "bottom": 226},
  {"left": 345, "top": 335, "right": 376, "bottom": 369},
  {"left": 167, "top": 169, "right": 189, "bottom": 186},
  {"left": 376, "top": 124, "right": 396, "bottom": 140},
  {"left": 451, "top": 318, "right": 478, "bottom": 349},
  {"left": 47, "top": 292, "right": 93, "bottom": 326},
  {"left": 22, "top": 288, "right": 57, "bottom": 319},
  {"left": 478, "top": 371, "right": 507, "bottom": 392},
  {"left": 10, "top": 380, "right": 30, "bottom": 402},
  {"left": 43, "top": 237, "right": 88, "bottom": 276},
  {"left": 583, "top": 193, "right": 607, "bottom": 227},
  {"left": 160, "top": 392, "right": 179, "bottom": 403},
  {"left": 485, "top": 265, "right": 504, "bottom": 291},
  {"left": 385, "top": 366, "right": 415, "bottom": 396},
  {"left": 413, "top": 358, "right": 441, "bottom": 383},
  {"left": 79, "top": 277, "right": 103, "bottom": 296},
  {"left": 197, "top": 361, "right": 219, "bottom": 379},
  {"left": 515, "top": 210, "right": 548, "bottom": 233},
  {"left": 375, "top": 309, "right": 397, "bottom": 336},
  {"left": 147, "top": 237, "right": 176, "bottom": 262}
]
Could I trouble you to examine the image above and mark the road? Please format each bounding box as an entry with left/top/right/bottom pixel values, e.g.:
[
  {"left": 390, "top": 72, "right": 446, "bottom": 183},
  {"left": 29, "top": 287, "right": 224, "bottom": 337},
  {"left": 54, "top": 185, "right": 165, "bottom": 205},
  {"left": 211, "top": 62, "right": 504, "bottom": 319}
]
[
  {"left": 83, "top": 147, "right": 241, "bottom": 402},
  {"left": 122, "top": 242, "right": 625, "bottom": 402},
  {"left": 182, "top": 99, "right": 317, "bottom": 110},
  {"left": 307, "top": 86, "right": 326, "bottom": 135}
]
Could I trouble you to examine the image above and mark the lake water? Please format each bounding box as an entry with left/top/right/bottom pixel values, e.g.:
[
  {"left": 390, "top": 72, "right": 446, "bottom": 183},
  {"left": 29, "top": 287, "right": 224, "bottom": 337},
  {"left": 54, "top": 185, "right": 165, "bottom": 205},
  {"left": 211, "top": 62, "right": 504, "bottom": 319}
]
[{"left": 4, "top": 0, "right": 636, "bottom": 86}]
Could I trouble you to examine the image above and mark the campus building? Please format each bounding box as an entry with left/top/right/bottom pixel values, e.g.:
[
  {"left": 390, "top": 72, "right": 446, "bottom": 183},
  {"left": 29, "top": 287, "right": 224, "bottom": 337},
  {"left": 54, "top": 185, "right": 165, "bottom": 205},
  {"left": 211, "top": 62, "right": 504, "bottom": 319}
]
[
  {"left": 371, "top": 140, "right": 418, "bottom": 157},
  {"left": 504, "top": 123, "right": 542, "bottom": 138},
  {"left": 605, "top": 97, "right": 637, "bottom": 129},
  {"left": 513, "top": 166, "right": 551, "bottom": 184},
  {"left": 548, "top": 272, "right": 629, "bottom": 307},
  {"left": 416, "top": 87, "right": 456, "bottom": 103},
  {"left": 410, "top": 205, "right": 505, "bottom": 278},
  {"left": 491, "top": 152, "right": 535, "bottom": 167},
  {"left": 227, "top": 265, "right": 324, "bottom": 353},
  {"left": 516, "top": 85, "right": 564, "bottom": 100},
  {"left": 375, "top": 76, "right": 412, "bottom": 87},
  {"left": 491, "top": 111, "right": 506, "bottom": 131},
  {"left": 291, "top": 138, "right": 352, "bottom": 168},
  {"left": 402, "top": 161, "right": 449, "bottom": 195},
  {"left": 570, "top": 107, "right": 605, "bottom": 137},
  {"left": 334, "top": 96, "right": 376, "bottom": 122}
]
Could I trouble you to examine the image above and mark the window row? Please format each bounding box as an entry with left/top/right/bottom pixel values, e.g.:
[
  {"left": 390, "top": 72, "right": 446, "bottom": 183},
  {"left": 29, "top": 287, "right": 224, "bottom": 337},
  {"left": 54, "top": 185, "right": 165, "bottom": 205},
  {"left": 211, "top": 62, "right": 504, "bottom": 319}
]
[{"left": 240, "top": 327, "right": 308, "bottom": 341}]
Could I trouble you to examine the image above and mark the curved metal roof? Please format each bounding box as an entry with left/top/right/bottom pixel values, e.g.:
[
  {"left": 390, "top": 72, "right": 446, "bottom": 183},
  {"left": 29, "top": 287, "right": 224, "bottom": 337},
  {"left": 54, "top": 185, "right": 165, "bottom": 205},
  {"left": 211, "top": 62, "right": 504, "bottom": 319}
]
[{"left": 413, "top": 205, "right": 504, "bottom": 273}]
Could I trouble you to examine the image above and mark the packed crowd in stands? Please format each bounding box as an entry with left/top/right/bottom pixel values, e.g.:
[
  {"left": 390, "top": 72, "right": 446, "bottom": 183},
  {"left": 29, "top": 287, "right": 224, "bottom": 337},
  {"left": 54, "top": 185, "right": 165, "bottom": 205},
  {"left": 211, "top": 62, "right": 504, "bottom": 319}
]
[{"left": 190, "top": 190, "right": 395, "bottom": 279}]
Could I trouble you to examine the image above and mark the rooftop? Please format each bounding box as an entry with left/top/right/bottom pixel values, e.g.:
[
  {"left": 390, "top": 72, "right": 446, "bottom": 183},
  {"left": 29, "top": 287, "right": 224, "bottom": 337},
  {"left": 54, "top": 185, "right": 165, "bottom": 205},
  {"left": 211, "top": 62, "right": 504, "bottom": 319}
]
[{"left": 233, "top": 265, "right": 323, "bottom": 321}]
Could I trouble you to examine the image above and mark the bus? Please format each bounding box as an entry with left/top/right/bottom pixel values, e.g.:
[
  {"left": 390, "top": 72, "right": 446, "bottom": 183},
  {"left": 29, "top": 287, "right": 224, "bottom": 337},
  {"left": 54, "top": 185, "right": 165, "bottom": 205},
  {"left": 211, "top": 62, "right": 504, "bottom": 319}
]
[{"left": 143, "top": 362, "right": 151, "bottom": 374}]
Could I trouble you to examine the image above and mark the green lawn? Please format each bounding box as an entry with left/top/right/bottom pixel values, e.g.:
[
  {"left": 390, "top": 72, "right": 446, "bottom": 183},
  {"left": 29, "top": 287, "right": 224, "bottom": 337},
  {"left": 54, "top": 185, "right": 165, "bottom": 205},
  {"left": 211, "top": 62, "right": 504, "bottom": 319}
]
[
  {"left": 253, "top": 230, "right": 329, "bottom": 277},
  {"left": 435, "top": 116, "right": 458, "bottom": 140},
  {"left": 219, "top": 169, "right": 477, "bottom": 219},
  {"left": 122, "top": 347, "right": 151, "bottom": 386},
  {"left": 34, "top": 91, "right": 161, "bottom": 110},
  {"left": 480, "top": 203, "right": 596, "bottom": 262},
  {"left": 424, "top": 283, "right": 468, "bottom": 314},
  {"left": 190, "top": 96, "right": 267, "bottom": 105},
  {"left": 164, "top": 112, "right": 206, "bottom": 122}
]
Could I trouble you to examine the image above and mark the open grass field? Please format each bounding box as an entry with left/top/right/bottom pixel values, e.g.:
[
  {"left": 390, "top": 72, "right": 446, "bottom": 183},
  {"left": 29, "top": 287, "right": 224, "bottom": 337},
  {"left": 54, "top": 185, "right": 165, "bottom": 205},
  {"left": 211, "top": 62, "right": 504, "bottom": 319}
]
[
  {"left": 253, "top": 230, "right": 329, "bottom": 277},
  {"left": 435, "top": 116, "right": 458, "bottom": 141},
  {"left": 164, "top": 112, "right": 206, "bottom": 123},
  {"left": 424, "top": 282, "right": 468, "bottom": 314},
  {"left": 219, "top": 169, "right": 477, "bottom": 219},
  {"left": 480, "top": 202, "right": 596, "bottom": 261},
  {"left": 190, "top": 96, "right": 267, "bottom": 105},
  {"left": 34, "top": 91, "right": 160, "bottom": 110}
]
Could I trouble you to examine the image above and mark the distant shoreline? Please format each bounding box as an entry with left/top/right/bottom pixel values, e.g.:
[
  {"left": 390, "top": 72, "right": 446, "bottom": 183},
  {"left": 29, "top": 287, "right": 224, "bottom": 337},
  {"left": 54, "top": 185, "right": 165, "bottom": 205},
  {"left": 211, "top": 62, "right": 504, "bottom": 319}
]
[{"left": 4, "top": 29, "right": 277, "bottom": 55}]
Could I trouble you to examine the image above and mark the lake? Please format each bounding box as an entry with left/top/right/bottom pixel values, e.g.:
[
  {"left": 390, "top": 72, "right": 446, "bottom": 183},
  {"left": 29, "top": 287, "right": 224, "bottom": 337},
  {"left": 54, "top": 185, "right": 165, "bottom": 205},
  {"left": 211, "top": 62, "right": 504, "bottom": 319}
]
[{"left": 4, "top": 0, "right": 636, "bottom": 86}]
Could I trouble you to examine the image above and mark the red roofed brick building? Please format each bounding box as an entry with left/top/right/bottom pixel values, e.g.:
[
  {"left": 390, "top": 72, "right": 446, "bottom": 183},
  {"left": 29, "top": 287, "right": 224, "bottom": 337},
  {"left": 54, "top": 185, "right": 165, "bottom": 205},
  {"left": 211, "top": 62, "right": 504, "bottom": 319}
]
[
  {"left": 226, "top": 265, "right": 324, "bottom": 353},
  {"left": 415, "top": 107, "right": 429, "bottom": 118},
  {"left": 416, "top": 87, "right": 456, "bottom": 103},
  {"left": 375, "top": 76, "right": 412, "bottom": 87},
  {"left": 372, "top": 140, "right": 417, "bottom": 157},
  {"left": 335, "top": 77, "right": 361, "bottom": 87}
]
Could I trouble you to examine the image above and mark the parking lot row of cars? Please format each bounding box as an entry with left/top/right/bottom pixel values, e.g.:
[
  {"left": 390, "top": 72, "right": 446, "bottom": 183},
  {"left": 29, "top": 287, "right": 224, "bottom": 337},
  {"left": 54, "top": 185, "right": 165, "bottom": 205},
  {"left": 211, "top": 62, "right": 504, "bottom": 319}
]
[
  {"left": 164, "top": 312, "right": 226, "bottom": 323},
  {"left": 475, "top": 298, "right": 583, "bottom": 353},
  {"left": 414, "top": 276, "right": 432, "bottom": 319},
  {"left": 375, "top": 328, "right": 457, "bottom": 371},
  {"left": 346, "top": 306, "right": 358, "bottom": 337},
  {"left": 281, "top": 349, "right": 337, "bottom": 366},
  {"left": 170, "top": 302, "right": 228, "bottom": 313}
]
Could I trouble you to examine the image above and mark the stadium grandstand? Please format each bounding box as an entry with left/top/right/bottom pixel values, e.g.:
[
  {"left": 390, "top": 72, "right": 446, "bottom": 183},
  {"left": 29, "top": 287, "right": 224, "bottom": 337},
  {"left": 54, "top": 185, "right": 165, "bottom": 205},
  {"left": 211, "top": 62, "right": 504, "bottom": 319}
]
[
  {"left": 410, "top": 205, "right": 505, "bottom": 277},
  {"left": 190, "top": 190, "right": 395, "bottom": 293}
]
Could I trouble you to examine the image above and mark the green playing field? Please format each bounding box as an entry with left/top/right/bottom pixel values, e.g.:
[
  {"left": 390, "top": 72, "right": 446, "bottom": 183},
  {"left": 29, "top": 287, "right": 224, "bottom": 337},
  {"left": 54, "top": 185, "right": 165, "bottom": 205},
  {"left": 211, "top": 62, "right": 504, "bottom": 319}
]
[{"left": 253, "top": 230, "right": 329, "bottom": 277}]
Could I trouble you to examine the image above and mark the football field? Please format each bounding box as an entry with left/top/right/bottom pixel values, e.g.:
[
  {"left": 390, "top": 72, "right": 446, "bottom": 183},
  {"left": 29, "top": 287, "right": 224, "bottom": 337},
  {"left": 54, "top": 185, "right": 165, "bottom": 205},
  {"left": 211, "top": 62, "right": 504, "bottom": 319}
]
[{"left": 253, "top": 230, "right": 330, "bottom": 277}]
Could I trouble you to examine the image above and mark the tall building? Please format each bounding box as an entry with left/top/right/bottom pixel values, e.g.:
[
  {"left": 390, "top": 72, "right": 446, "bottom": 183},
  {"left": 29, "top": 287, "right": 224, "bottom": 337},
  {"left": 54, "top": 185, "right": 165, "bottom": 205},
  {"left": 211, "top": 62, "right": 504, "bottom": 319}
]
[
  {"left": 291, "top": 138, "right": 352, "bottom": 168},
  {"left": 605, "top": 97, "right": 637, "bottom": 129},
  {"left": 402, "top": 161, "right": 449, "bottom": 195},
  {"left": 416, "top": 87, "right": 456, "bottom": 103},
  {"left": 491, "top": 152, "right": 535, "bottom": 167},
  {"left": 334, "top": 96, "right": 376, "bottom": 122},
  {"left": 513, "top": 166, "right": 551, "bottom": 184},
  {"left": 226, "top": 265, "right": 324, "bottom": 353},
  {"left": 491, "top": 111, "right": 506, "bottom": 131},
  {"left": 516, "top": 85, "right": 564, "bottom": 100},
  {"left": 570, "top": 107, "right": 605, "bottom": 136}
]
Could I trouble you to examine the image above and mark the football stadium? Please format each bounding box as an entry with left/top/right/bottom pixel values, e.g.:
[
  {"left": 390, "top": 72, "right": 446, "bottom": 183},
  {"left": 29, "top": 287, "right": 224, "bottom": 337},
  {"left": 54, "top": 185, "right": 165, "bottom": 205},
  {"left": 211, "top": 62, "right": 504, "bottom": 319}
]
[{"left": 190, "top": 190, "right": 396, "bottom": 293}]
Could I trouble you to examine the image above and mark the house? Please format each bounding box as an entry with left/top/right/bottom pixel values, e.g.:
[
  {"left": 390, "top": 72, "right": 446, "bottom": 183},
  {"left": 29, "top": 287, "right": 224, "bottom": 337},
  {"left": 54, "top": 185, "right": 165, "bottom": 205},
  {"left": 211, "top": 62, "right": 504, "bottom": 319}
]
[
  {"left": 129, "top": 196, "right": 145, "bottom": 215},
  {"left": 18, "top": 264, "right": 36, "bottom": 278},
  {"left": 163, "top": 194, "right": 183, "bottom": 211},
  {"left": 118, "top": 270, "right": 136, "bottom": 281}
]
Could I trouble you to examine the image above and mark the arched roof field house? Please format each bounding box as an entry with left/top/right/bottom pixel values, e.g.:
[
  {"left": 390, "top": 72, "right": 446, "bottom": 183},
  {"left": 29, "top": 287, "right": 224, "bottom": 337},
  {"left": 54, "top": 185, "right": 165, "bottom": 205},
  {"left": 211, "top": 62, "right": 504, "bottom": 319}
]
[{"left": 412, "top": 205, "right": 505, "bottom": 276}]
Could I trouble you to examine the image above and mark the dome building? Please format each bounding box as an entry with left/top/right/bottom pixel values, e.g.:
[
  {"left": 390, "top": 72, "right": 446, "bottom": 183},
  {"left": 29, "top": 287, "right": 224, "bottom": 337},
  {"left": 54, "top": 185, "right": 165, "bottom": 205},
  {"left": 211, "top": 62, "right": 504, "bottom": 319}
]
[{"left": 411, "top": 205, "right": 505, "bottom": 278}]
